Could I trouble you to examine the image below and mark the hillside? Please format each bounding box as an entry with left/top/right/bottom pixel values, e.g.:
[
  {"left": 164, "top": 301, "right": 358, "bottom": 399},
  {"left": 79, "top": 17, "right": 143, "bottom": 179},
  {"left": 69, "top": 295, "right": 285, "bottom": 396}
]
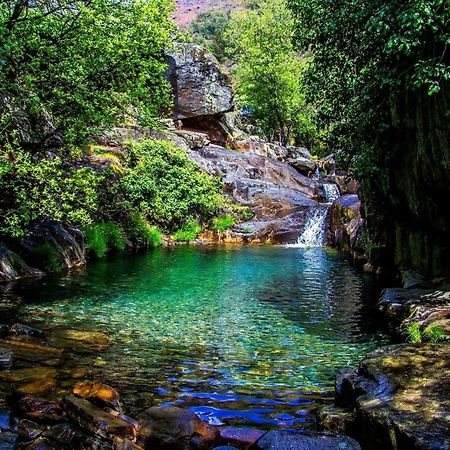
[{"left": 174, "top": 0, "right": 241, "bottom": 27}]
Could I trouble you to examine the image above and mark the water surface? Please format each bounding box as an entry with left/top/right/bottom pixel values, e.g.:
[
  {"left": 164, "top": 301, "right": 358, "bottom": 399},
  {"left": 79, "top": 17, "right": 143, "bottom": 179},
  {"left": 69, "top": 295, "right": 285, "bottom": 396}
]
[{"left": 14, "top": 246, "right": 389, "bottom": 428}]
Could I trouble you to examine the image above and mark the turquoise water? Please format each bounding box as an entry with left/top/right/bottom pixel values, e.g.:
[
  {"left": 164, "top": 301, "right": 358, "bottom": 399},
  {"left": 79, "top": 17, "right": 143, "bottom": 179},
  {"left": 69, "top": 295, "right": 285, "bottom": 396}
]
[{"left": 15, "top": 246, "right": 388, "bottom": 428}]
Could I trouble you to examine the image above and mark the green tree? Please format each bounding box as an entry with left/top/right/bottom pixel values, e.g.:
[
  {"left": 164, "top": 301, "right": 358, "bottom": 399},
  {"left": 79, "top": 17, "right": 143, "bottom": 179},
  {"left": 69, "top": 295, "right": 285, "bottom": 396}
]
[
  {"left": 0, "top": 0, "right": 174, "bottom": 148},
  {"left": 190, "top": 10, "right": 230, "bottom": 61},
  {"left": 226, "top": 0, "right": 315, "bottom": 146}
]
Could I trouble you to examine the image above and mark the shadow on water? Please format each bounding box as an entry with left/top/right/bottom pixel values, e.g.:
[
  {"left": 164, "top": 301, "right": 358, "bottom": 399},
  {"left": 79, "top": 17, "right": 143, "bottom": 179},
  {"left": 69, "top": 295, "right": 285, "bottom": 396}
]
[{"left": 6, "top": 245, "right": 390, "bottom": 428}]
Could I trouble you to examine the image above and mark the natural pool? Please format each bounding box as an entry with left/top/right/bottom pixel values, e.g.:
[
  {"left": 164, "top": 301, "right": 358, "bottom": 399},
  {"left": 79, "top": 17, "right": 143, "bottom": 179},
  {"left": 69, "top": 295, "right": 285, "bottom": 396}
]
[{"left": 11, "top": 246, "right": 389, "bottom": 428}]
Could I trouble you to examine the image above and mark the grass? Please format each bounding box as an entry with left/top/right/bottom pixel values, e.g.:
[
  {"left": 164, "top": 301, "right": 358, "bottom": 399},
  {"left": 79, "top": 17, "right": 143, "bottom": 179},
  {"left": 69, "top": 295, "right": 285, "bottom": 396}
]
[
  {"left": 173, "top": 219, "right": 202, "bottom": 242},
  {"left": 211, "top": 215, "right": 235, "bottom": 232}
]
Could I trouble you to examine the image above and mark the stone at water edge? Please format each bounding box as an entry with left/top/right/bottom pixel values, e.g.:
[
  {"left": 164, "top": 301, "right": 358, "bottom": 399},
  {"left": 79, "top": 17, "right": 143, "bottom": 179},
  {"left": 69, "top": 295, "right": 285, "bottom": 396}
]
[
  {"left": 17, "top": 396, "right": 65, "bottom": 424},
  {"left": 16, "top": 378, "right": 57, "bottom": 395},
  {"left": 249, "top": 430, "right": 361, "bottom": 450},
  {"left": 219, "top": 426, "right": 266, "bottom": 448},
  {"left": 0, "top": 348, "right": 14, "bottom": 370},
  {"left": 61, "top": 395, "right": 135, "bottom": 440},
  {"left": 73, "top": 381, "right": 120, "bottom": 407},
  {"left": 9, "top": 323, "right": 44, "bottom": 338},
  {"left": 138, "top": 406, "right": 220, "bottom": 449}
]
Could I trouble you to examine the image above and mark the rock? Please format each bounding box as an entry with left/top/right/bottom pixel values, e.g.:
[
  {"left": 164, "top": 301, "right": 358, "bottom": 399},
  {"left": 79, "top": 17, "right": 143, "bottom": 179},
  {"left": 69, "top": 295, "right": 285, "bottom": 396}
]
[
  {"left": 328, "top": 194, "right": 365, "bottom": 264},
  {"left": 0, "top": 348, "right": 14, "bottom": 370},
  {"left": 317, "top": 405, "right": 356, "bottom": 435},
  {"left": 0, "top": 242, "right": 43, "bottom": 282},
  {"left": 213, "top": 447, "right": 240, "bottom": 450},
  {"left": 61, "top": 395, "right": 135, "bottom": 440},
  {"left": 249, "top": 430, "right": 361, "bottom": 450},
  {"left": 17, "top": 397, "right": 65, "bottom": 424},
  {"left": 335, "top": 344, "right": 450, "bottom": 450},
  {"left": 287, "top": 156, "right": 317, "bottom": 176},
  {"left": 21, "top": 220, "right": 85, "bottom": 272},
  {"left": 9, "top": 323, "right": 44, "bottom": 337},
  {"left": 401, "top": 270, "right": 427, "bottom": 289},
  {"left": 16, "top": 378, "right": 57, "bottom": 395},
  {"left": 165, "top": 43, "right": 233, "bottom": 119},
  {"left": 378, "top": 281, "right": 450, "bottom": 337},
  {"left": 48, "top": 328, "right": 110, "bottom": 353},
  {"left": 0, "top": 431, "right": 19, "bottom": 450},
  {"left": 219, "top": 427, "right": 266, "bottom": 448},
  {"left": 0, "top": 366, "right": 57, "bottom": 382},
  {"left": 113, "top": 437, "right": 144, "bottom": 450},
  {"left": 43, "top": 422, "right": 111, "bottom": 449},
  {"left": 0, "top": 339, "right": 65, "bottom": 364},
  {"left": 138, "top": 406, "right": 220, "bottom": 449},
  {"left": 73, "top": 382, "right": 121, "bottom": 411},
  {"left": 174, "top": 130, "right": 210, "bottom": 149},
  {"left": 18, "top": 419, "right": 44, "bottom": 443}
]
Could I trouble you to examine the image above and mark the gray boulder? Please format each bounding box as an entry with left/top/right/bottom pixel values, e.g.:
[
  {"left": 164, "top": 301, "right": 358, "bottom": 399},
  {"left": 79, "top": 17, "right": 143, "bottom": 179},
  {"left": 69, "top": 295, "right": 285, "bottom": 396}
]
[{"left": 166, "top": 43, "right": 234, "bottom": 119}]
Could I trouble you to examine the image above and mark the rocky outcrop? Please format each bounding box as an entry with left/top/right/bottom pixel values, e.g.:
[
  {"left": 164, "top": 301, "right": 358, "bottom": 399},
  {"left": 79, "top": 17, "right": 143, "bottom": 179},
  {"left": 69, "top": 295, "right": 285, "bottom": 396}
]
[
  {"left": 327, "top": 344, "right": 450, "bottom": 450},
  {"left": 328, "top": 195, "right": 366, "bottom": 264},
  {"left": 166, "top": 43, "right": 233, "bottom": 119},
  {"left": 378, "top": 280, "right": 450, "bottom": 337},
  {"left": 0, "top": 243, "right": 43, "bottom": 282}
]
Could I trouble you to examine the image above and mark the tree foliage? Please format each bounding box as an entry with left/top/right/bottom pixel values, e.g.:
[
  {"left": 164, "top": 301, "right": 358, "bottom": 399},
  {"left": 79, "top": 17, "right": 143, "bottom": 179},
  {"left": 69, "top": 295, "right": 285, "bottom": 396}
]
[
  {"left": 226, "top": 0, "right": 316, "bottom": 146},
  {"left": 288, "top": 0, "right": 449, "bottom": 172},
  {"left": 0, "top": 0, "right": 174, "bottom": 148}
]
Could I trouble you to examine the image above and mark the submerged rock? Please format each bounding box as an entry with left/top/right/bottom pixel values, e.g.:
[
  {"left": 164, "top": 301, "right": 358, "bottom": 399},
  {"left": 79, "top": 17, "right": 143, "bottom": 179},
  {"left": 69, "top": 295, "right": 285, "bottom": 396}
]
[
  {"left": 335, "top": 344, "right": 450, "bottom": 450},
  {"left": 138, "top": 406, "right": 220, "bottom": 449},
  {"left": 48, "top": 328, "right": 110, "bottom": 353},
  {"left": 61, "top": 395, "right": 135, "bottom": 440},
  {"left": 0, "top": 348, "right": 14, "bottom": 370},
  {"left": 249, "top": 430, "right": 361, "bottom": 450},
  {"left": 9, "top": 323, "right": 44, "bottom": 338}
]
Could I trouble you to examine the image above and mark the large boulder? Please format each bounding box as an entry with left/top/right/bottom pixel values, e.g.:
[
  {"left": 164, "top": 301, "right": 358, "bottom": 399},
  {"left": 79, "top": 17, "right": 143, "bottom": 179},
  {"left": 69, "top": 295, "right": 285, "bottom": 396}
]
[
  {"left": 138, "top": 406, "right": 220, "bottom": 449},
  {"left": 166, "top": 43, "right": 234, "bottom": 119},
  {"left": 0, "top": 243, "right": 43, "bottom": 282},
  {"left": 334, "top": 344, "right": 450, "bottom": 450}
]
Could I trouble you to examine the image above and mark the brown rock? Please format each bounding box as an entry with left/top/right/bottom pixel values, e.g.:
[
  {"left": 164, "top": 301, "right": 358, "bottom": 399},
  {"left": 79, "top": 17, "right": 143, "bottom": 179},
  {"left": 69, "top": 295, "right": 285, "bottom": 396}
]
[
  {"left": 16, "top": 378, "right": 57, "bottom": 395},
  {"left": 61, "top": 395, "right": 135, "bottom": 440},
  {"left": 138, "top": 406, "right": 220, "bottom": 449},
  {"left": 74, "top": 382, "right": 120, "bottom": 403},
  {"left": 17, "top": 397, "right": 65, "bottom": 424},
  {"left": 48, "top": 329, "right": 110, "bottom": 353},
  {"left": 219, "top": 427, "right": 266, "bottom": 448}
]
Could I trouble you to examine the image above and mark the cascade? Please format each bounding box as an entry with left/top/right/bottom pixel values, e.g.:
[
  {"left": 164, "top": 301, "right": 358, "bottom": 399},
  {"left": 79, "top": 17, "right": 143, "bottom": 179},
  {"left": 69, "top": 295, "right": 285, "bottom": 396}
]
[{"left": 289, "top": 182, "right": 341, "bottom": 248}]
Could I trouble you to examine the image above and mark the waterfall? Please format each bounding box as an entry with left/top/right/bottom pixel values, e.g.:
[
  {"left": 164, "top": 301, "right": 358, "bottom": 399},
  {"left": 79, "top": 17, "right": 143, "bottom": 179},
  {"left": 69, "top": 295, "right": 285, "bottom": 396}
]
[
  {"left": 294, "top": 206, "right": 329, "bottom": 247},
  {"left": 288, "top": 182, "right": 341, "bottom": 248},
  {"left": 322, "top": 183, "right": 340, "bottom": 203}
]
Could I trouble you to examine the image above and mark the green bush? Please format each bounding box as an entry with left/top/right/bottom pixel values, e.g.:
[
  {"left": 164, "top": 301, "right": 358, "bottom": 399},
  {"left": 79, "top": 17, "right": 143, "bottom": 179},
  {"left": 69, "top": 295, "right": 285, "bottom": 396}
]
[
  {"left": 211, "top": 215, "right": 235, "bottom": 231},
  {"left": 0, "top": 150, "right": 102, "bottom": 238},
  {"left": 173, "top": 219, "right": 202, "bottom": 242},
  {"left": 423, "top": 326, "right": 445, "bottom": 343},
  {"left": 84, "top": 222, "right": 125, "bottom": 258},
  {"left": 126, "top": 212, "right": 162, "bottom": 248},
  {"left": 404, "top": 323, "right": 422, "bottom": 344},
  {"left": 120, "top": 140, "right": 224, "bottom": 232}
]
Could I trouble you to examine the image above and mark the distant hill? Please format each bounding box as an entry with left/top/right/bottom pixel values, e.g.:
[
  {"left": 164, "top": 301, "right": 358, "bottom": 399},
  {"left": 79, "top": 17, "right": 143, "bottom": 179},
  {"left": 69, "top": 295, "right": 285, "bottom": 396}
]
[{"left": 174, "top": 0, "right": 242, "bottom": 27}]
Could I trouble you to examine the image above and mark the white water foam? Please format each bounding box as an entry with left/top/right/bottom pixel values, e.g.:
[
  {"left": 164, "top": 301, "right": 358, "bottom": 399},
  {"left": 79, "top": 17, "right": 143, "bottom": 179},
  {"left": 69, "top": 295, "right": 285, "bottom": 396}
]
[{"left": 322, "top": 183, "right": 341, "bottom": 203}]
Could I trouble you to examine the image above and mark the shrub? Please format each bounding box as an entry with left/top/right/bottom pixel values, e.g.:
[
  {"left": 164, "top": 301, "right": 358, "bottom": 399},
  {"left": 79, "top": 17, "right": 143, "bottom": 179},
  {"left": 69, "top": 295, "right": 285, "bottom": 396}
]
[
  {"left": 126, "top": 212, "right": 162, "bottom": 248},
  {"left": 84, "top": 222, "right": 125, "bottom": 258},
  {"left": 173, "top": 219, "right": 202, "bottom": 242},
  {"left": 0, "top": 150, "right": 102, "bottom": 238},
  {"left": 211, "top": 215, "right": 235, "bottom": 231},
  {"left": 120, "top": 140, "right": 224, "bottom": 231}
]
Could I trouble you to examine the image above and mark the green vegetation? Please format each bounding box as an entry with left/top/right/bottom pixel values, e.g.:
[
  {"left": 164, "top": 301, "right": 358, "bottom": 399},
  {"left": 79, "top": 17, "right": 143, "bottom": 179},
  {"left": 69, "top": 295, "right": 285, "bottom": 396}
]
[
  {"left": 0, "top": 150, "right": 102, "bottom": 238},
  {"left": 226, "top": 0, "right": 316, "bottom": 146},
  {"left": 404, "top": 323, "right": 446, "bottom": 344},
  {"left": 84, "top": 222, "right": 126, "bottom": 258},
  {"left": 287, "top": 0, "right": 449, "bottom": 172},
  {"left": 211, "top": 215, "right": 235, "bottom": 232},
  {"left": 31, "top": 243, "right": 62, "bottom": 272},
  {"left": 173, "top": 219, "right": 202, "bottom": 242},
  {"left": 126, "top": 212, "right": 163, "bottom": 248},
  {"left": 190, "top": 10, "right": 230, "bottom": 61},
  {"left": 0, "top": 0, "right": 174, "bottom": 148}
]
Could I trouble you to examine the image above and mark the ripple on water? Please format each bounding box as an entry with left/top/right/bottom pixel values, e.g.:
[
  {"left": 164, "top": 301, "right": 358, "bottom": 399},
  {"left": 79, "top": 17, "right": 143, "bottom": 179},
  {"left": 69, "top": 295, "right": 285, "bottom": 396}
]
[{"left": 14, "top": 246, "right": 389, "bottom": 428}]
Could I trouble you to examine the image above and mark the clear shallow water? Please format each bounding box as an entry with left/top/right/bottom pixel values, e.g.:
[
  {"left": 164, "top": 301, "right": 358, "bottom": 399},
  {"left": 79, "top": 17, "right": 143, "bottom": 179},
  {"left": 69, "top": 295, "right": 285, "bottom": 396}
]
[{"left": 13, "top": 246, "right": 389, "bottom": 428}]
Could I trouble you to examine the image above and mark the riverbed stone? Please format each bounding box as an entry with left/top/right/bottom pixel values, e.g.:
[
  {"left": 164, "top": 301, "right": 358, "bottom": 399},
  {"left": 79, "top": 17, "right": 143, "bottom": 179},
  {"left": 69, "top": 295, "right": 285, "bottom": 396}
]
[
  {"left": 336, "top": 343, "right": 450, "bottom": 450},
  {"left": 0, "top": 347, "right": 14, "bottom": 370},
  {"left": 73, "top": 381, "right": 120, "bottom": 404},
  {"left": 0, "top": 339, "right": 65, "bottom": 363},
  {"left": 48, "top": 328, "right": 110, "bottom": 353},
  {"left": 18, "top": 419, "right": 45, "bottom": 443},
  {"left": 61, "top": 395, "right": 135, "bottom": 440},
  {"left": 219, "top": 426, "right": 266, "bottom": 448},
  {"left": 249, "top": 430, "right": 361, "bottom": 450},
  {"left": 138, "top": 406, "right": 220, "bottom": 449},
  {"left": 0, "top": 366, "right": 57, "bottom": 382},
  {"left": 0, "top": 431, "right": 19, "bottom": 449},
  {"left": 16, "top": 378, "right": 57, "bottom": 395},
  {"left": 17, "top": 397, "right": 65, "bottom": 424},
  {"left": 9, "top": 323, "right": 44, "bottom": 337}
]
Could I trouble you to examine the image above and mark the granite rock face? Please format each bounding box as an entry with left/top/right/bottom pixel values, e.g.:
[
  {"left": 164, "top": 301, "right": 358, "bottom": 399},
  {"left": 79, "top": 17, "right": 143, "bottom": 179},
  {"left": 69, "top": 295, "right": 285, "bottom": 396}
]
[
  {"left": 333, "top": 344, "right": 450, "bottom": 450},
  {"left": 166, "top": 43, "right": 234, "bottom": 119}
]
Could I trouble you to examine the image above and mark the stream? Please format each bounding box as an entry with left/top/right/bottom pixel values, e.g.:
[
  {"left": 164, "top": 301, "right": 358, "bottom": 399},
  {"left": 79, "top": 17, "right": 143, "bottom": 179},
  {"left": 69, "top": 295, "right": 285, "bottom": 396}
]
[{"left": 3, "top": 245, "right": 390, "bottom": 429}]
